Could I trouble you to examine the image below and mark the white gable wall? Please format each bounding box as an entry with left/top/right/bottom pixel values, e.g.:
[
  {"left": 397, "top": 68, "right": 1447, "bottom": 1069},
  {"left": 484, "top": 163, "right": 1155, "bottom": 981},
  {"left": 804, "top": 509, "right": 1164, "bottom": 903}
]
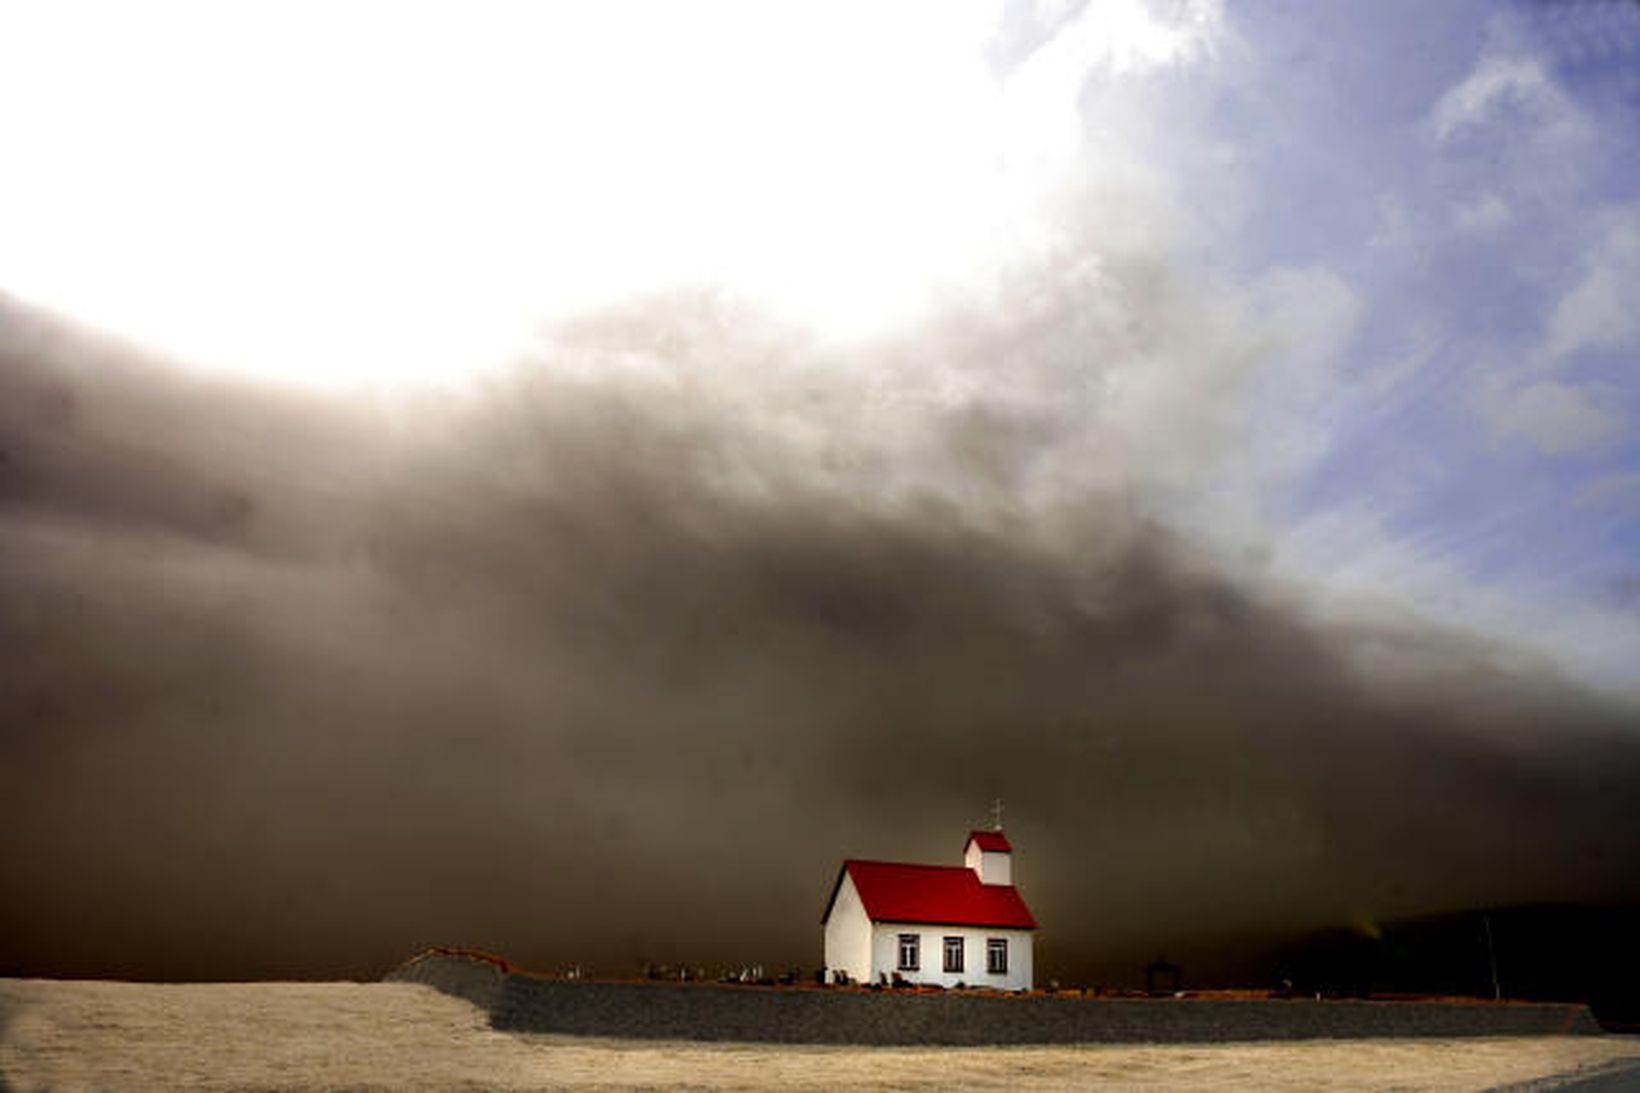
[
  {"left": 821, "top": 872, "right": 873, "bottom": 984},
  {"left": 868, "top": 923, "right": 1033, "bottom": 991}
]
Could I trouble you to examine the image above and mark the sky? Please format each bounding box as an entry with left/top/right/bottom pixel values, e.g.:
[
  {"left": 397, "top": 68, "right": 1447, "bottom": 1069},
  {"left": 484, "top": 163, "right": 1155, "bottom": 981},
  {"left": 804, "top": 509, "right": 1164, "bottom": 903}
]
[{"left": 1, "top": 0, "right": 1638, "bottom": 985}]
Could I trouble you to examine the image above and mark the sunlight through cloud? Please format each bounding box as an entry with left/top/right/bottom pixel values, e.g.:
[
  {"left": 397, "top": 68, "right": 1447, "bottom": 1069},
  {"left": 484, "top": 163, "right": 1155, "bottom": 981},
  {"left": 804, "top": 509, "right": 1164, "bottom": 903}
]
[{"left": 0, "top": 0, "right": 1218, "bottom": 389}]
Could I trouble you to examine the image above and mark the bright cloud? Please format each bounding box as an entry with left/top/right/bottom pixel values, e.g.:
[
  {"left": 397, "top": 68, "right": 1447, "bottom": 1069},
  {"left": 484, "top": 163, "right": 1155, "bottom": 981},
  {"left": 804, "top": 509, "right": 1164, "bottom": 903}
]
[
  {"left": 0, "top": 0, "right": 1225, "bottom": 390},
  {"left": 1544, "top": 205, "right": 1640, "bottom": 362},
  {"left": 1454, "top": 193, "right": 1513, "bottom": 234},
  {"left": 1428, "top": 53, "right": 1589, "bottom": 147},
  {"left": 1486, "top": 380, "right": 1625, "bottom": 456}
]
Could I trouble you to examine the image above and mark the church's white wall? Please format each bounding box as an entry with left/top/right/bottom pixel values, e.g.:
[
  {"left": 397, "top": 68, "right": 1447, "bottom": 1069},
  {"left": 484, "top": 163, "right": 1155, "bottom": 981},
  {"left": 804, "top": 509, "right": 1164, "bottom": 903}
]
[
  {"left": 821, "top": 873, "right": 873, "bottom": 984},
  {"left": 868, "top": 923, "right": 1033, "bottom": 991}
]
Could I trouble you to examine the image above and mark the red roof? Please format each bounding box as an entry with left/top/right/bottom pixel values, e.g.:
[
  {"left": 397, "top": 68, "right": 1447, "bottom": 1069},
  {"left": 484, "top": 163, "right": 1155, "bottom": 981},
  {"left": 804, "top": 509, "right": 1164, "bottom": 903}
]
[
  {"left": 965, "top": 829, "right": 1012, "bottom": 854},
  {"left": 826, "top": 859, "right": 1037, "bottom": 930}
]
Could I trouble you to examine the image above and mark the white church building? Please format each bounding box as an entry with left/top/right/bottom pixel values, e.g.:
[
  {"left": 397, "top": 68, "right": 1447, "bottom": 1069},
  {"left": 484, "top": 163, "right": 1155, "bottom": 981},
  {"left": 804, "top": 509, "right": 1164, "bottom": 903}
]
[{"left": 821, "top": 829, "right": 1037, "bottom": 991}]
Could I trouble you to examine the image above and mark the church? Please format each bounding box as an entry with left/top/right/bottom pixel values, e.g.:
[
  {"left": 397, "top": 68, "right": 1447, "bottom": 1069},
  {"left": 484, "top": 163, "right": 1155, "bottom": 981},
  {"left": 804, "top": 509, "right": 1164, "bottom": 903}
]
[{"left": 821, "top": 828, "right": 1037, "bottom": 990}]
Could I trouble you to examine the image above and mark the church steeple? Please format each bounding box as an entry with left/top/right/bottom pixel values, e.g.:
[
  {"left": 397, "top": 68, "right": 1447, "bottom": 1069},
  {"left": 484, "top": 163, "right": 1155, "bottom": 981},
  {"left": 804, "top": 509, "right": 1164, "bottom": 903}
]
[{"left": 964, "top": 828, "right": 1013, "bottom": 886}]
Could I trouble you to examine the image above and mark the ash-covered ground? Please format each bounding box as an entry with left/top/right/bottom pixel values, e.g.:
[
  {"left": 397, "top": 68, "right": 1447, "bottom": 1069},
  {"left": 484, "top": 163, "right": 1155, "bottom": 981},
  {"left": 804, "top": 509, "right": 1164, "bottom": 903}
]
[{"left": 3, "top": 979, "right": 1638, "bottom": 1091}]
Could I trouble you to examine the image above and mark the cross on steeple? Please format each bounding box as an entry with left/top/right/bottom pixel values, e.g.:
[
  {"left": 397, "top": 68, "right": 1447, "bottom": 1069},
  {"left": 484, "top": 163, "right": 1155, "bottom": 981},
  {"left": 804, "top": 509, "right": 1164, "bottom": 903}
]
[{"left": 989, "top": 797, "right": 1004, "bottom": 831}]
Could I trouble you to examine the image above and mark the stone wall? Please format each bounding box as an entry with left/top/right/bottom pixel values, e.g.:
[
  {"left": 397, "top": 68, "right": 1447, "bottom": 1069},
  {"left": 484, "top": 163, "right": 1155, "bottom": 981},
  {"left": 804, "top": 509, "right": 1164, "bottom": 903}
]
[
  {"left": 386, "top": 949, "right": 510, "bottom": 1012},
  {"left": 388, "top": 952, "right": 1603, "bottom": 1045}
]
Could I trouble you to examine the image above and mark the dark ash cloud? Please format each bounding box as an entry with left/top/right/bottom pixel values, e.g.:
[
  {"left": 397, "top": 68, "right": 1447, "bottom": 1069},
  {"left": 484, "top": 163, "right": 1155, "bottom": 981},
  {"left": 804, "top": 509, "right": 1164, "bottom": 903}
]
[{"left": 1, "top": 290, "right": 1637, "bottom": 986}]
